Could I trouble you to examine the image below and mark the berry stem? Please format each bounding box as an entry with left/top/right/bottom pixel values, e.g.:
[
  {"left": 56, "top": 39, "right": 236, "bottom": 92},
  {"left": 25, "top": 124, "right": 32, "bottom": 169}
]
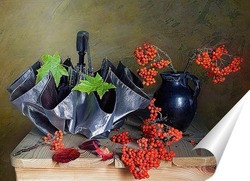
[
  {"left": 153, "top": 45, "right": 177, "bottom": 73},
  {"left": 183, "top": 53, "right": 196, "bottom": 73}
]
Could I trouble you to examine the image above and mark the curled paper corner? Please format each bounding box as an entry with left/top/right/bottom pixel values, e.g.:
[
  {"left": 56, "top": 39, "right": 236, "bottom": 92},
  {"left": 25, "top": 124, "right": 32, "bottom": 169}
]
[{"left": 193, "top": 90, "right": 250, "bottom": 180}]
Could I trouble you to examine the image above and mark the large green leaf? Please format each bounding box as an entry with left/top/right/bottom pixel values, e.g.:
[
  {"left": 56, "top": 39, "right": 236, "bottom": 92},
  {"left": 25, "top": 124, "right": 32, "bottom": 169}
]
[
  {"left": 36, "top": 52, "right": 69, "bottom": 87},
  {"left": 72, "top": 73, "right": 116, "bottom": 99}
]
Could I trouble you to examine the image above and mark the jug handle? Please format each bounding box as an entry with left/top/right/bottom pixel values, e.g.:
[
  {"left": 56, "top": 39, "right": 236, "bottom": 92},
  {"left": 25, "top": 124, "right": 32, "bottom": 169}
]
[{"left": 186, "top": 73, "right": 200, "bottom": 98}]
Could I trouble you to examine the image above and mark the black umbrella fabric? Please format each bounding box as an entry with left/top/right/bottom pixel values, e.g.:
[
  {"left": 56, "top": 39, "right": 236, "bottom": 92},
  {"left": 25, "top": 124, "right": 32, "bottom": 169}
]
[{"left": 7, "top": 58, "right": 150, "bottom": 138}]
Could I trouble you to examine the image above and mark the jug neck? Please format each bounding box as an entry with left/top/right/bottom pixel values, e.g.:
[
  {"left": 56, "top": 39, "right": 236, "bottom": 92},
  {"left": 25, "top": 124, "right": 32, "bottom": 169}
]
[
  {"left": 160, "top": 71, "right": 188, "bottom": 86},
  {"left": 160, "top": 71, "right": 187, "bottom": 80}
]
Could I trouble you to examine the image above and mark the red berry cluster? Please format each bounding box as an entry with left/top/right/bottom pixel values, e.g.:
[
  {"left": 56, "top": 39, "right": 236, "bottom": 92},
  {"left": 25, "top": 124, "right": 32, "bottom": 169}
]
[
  {"left": 151, "top": 59, "right": 170, "bottom": 69},
  {"left": 195, "top": 45, "right": 243, "bottom": 83},
  {"left": 134, "top": 43, "right": 171, "bottom": 86},
  {"left": 137, "top": 67, "right": 158, "bottom": 86},
  {"left": 43, "top": 130, "right": 64, "bottom": 151},
  {"left": 165, "top": 127, "right": 183, "bottom": 146},
  {"left": 137, "top": 138, "right": 176, "bottom": 161},
  {"left": 141, "top": 121, "right": 182, "bottom": 145},
  {"left": 111, "top": 131, "right": 133, "bottom": 144},
  {"left": 211, "top": 44, "right": 228, "bottom": 60},
  {"left": 141, "top": 122, "right": 182, "bottom": 144},
  {"left": 134, "top": 43, "right": 157, "bottom": 66},
  {"left": 144, "top": 98, "right": 162, "bottom": 122},
  {"left": 121, "top": 146, "right": 160, "bottom": 179},
  {"left": 116, "top": 98, "right": 182, "bottom": 179}
]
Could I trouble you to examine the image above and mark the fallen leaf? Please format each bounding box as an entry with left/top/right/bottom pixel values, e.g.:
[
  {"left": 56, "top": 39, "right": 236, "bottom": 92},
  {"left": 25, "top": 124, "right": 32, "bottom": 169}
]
[
  {"left": 79, "top": 139, "right": 101, "bottom": 150},
  {"left": 93, "top": 142, "right": 114, "bottom": 161},
  {"left": 52, "top": 148, "right": 80, "bottom": 163}
]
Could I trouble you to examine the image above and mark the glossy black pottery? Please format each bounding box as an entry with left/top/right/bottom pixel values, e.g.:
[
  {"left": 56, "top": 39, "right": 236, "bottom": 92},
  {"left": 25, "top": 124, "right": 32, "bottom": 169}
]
[{"left": 153, "top": 71, "right": 200, "bottom": 131}]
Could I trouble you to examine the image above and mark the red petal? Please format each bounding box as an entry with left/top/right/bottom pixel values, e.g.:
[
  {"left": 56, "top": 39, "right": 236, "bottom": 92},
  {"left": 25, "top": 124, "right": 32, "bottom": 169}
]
[{"left": 52, "top": 148, "right": 80, "bottom": 163}]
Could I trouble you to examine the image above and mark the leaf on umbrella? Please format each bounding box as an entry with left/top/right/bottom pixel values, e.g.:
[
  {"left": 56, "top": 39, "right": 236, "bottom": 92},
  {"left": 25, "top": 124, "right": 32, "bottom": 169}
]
[
  {"left": 72, "top": 73, "right": 116, "bottom": 99},
  {"left": 52, "top": 148, "right": 80, "bottom": 163},
  {"left": 36, "top": 52, "right": 69, "bottom": 87},
  {"left": 73, "top": 79, "right": 96, "bottom": 94}
]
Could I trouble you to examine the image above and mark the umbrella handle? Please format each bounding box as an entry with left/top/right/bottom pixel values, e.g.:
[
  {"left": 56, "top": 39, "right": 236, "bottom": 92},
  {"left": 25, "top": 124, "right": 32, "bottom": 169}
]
[{"left": 76, "top": 31, "right": 89, "bottom": 69}]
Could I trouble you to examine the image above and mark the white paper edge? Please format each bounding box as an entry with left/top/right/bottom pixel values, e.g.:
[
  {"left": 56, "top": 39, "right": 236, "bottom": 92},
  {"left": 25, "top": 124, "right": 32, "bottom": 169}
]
[
  {"left": 193, "top": 90, "right": 250, "bottom": 180},
  {"left": 207, "top": 90, "right": 250, "bottom": 180}
]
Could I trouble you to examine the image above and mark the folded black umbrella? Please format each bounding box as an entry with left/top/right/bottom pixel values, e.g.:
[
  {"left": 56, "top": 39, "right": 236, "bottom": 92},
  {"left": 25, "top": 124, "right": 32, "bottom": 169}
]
[{"left": 7, "top": 32, "right": 150, "bottom": 138}]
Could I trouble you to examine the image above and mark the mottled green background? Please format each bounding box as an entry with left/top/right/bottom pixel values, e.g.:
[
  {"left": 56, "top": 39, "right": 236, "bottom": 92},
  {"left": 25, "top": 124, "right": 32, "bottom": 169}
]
[{"left": 0, "top": 0, "right": 249, "bottom": 180}]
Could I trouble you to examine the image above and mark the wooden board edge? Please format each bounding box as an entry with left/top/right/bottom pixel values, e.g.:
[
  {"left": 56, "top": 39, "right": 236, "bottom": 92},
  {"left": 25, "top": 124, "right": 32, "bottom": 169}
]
[{"left": 173, "top": 156, "right": 217, "bottom": 167}]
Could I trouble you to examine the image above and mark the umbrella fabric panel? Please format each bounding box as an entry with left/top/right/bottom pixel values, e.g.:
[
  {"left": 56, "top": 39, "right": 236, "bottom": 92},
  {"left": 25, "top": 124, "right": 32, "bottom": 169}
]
[{"left": 8, "top": 59, "right": 150, "bottom": 139}]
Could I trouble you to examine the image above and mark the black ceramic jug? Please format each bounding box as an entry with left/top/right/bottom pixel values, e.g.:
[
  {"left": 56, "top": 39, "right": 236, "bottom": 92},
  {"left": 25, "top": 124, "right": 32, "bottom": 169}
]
[{"left": 153, "top": 71, "right": 200, "bottom": 131}]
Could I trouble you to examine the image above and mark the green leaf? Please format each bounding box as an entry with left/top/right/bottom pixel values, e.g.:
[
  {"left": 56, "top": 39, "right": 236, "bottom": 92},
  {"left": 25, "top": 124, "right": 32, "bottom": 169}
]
[
  {"left": 97, "top": 83, "right": 116, "bottom": 99},
  {"left": 72, "top": 80, "right": 96, "bottom": 94},
  {"left": 36, "top": 52, "right": 69, "bottom": 87},
  {"left": 72, "top": 73, "right": 116, "bottom": 99}
]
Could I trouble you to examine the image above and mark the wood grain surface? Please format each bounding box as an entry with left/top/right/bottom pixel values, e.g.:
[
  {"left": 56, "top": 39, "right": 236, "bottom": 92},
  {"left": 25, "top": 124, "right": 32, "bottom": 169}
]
[{"left": 11, "top": 114, "right": 216, "bottom": 180}]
